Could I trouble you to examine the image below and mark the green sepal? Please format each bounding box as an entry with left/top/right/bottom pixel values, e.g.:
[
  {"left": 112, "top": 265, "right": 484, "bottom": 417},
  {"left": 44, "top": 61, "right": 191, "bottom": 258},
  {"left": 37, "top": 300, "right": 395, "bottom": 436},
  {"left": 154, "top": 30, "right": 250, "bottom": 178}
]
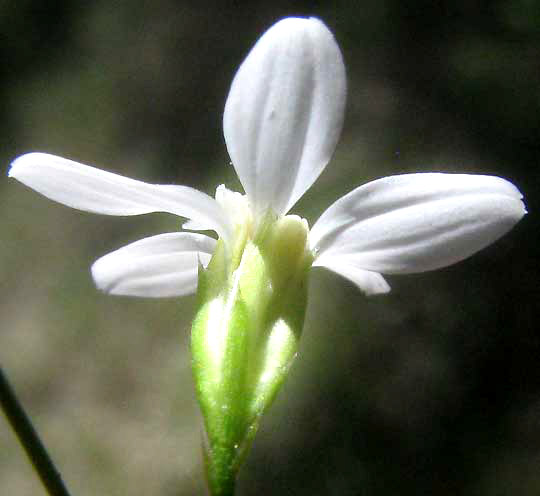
[{"left": 192, "top": 239, "right": 249, "bottom": 494}]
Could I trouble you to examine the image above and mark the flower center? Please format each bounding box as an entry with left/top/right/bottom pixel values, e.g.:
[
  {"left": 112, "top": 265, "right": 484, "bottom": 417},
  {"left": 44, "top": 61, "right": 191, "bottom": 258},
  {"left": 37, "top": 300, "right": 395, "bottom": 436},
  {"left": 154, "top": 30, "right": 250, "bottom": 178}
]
[
  {"left": 215, "top": 184, "right": 253, "bottom": 236},
  {"left": 214, "top": 184, "right": 315, "bottom": 277}
]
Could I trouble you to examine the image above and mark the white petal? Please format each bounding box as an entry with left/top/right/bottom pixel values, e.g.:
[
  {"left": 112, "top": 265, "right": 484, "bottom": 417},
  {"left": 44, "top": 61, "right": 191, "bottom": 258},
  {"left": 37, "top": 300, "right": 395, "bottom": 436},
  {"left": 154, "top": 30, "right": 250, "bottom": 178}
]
[
  {"left": 313, "top": 259, "right": 390, "bottom": 295},
  {"left": 223, "top": 17, "right": 346, "bottom": 217},
  {"left": 182, "top": 219, "right": 208, "bottom": 231},
  {"left": 311, "top": 173, "right": 526, "bottom": 274},
  {"left": 9, "top": 153, "right": 232, "bottom": 242},
  {"left": 91, "top": 232, "right": 216, "bottom": 297}
]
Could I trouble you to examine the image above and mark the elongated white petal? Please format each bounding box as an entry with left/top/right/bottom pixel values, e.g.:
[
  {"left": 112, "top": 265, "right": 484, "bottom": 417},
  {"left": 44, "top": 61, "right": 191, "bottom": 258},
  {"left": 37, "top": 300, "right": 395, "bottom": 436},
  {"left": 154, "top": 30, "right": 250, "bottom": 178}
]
[
  {"left": 9, "top": 153, "right": 232, "bottom": 242},
  {"left": 223, "top": 17, "right": 346, "bottom": 217},
  {"left": 311, "top": 173, "right": 526, "bottom": 274},
  {"left": 91, "top": 232, "right": 216, "bottom": 297},
  {"left": 313, "top": 259, "right": 390, "bottom": 295}
]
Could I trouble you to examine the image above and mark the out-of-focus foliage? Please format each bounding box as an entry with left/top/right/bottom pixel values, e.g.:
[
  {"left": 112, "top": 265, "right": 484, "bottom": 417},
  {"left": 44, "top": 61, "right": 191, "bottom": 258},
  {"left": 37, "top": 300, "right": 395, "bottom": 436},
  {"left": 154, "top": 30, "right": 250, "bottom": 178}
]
[{"left": 1, "top": 1, "right": 538, "bottom": 495}]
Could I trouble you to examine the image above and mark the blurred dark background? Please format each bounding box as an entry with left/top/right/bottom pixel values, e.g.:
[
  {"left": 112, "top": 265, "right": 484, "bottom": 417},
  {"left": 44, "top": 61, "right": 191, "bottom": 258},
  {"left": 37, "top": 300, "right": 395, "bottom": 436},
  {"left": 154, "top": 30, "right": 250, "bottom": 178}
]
[{"left": 1, "top": 1, "right": 539, "bottom": 495}]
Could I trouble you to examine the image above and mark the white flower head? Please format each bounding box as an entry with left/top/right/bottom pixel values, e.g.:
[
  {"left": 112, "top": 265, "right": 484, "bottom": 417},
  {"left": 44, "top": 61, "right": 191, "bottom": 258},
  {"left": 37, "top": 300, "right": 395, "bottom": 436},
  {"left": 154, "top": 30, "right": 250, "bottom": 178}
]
[
  {"left": 9, "top": 17, "right": 526, "bottom": 298},
  {"left": 8, "top": 18, "right": 528, "bottom": 495}
]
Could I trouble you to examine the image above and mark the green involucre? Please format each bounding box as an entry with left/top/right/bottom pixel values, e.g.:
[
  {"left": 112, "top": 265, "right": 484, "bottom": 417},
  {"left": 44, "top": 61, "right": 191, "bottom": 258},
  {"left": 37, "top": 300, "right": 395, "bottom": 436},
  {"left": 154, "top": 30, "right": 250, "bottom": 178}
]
[{"left": 191, "top": 214, "right": 313, "bottom": 495}]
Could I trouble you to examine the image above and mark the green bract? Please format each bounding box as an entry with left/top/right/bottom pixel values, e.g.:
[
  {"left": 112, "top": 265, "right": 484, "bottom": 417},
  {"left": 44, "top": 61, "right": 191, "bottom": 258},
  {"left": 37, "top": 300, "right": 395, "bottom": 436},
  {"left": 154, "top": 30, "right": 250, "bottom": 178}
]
[{"left": 191, "top": 213, "right": 313, "bottom": 495}]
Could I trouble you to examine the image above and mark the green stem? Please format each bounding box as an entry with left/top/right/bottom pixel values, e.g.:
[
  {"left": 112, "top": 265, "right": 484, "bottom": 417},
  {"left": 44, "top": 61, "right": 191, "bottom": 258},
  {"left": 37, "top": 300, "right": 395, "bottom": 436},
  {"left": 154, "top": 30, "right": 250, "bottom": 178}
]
[
  {"left": 0, "top": 365, "right": 73, "bottom": 496},
  {"left": 207, "top": 468, "right": 236, "bottom": 496},
  {"left": 203, "top": 441, "right": 237, "bottom": 496}
]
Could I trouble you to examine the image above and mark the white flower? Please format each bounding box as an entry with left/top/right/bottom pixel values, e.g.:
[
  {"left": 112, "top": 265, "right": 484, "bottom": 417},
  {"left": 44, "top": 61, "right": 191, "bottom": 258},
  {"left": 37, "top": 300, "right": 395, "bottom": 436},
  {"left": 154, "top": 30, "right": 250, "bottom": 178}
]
[{"left": 8, "top": 17, "right": 525, "bottom": 298}]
